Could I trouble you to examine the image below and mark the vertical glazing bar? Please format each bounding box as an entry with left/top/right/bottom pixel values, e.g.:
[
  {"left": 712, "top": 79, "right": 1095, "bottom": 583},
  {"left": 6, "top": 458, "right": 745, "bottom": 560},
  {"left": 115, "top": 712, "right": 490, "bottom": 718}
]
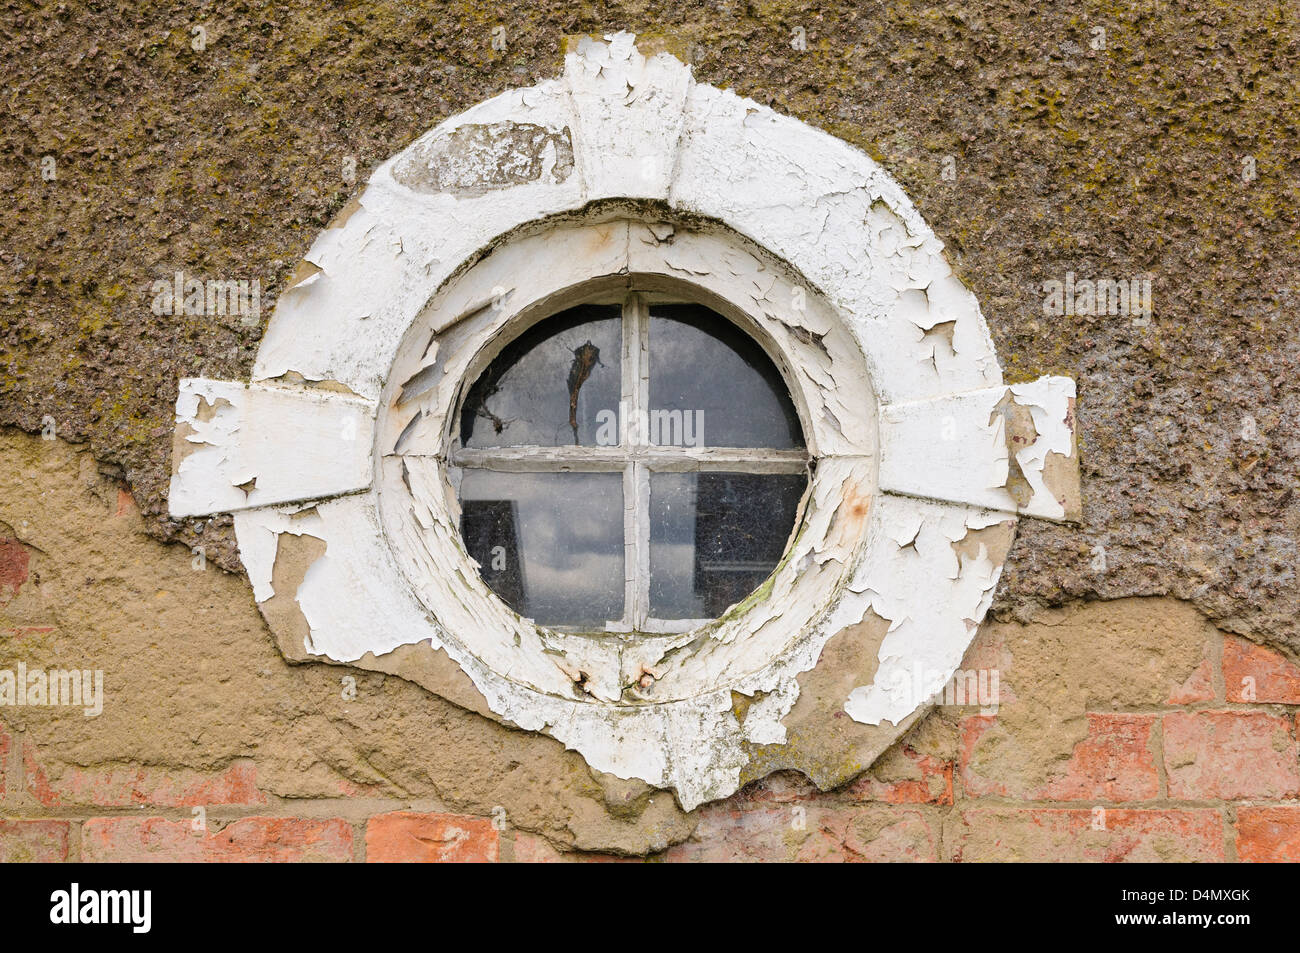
[
  {"left": 632, "top": 294, "right": 652, "bottom": 627},
  {"left": 632, "top": 460, "right": 651, "bottom": 626},
  {"left": 619, "top": 294, "right": 642, "bottom": 629},
  {"left": 619, "top": 462, "right": 637, "bottom": 631}
]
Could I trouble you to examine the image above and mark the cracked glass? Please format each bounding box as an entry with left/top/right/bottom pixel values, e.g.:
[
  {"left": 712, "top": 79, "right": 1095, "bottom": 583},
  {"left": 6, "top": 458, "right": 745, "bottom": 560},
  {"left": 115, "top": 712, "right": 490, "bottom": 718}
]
[
  {"left": 454, "top": 295, "right": 809, "bottom": 632},
  {"left": 459, "top": 303, "right": 621, "bottom": 448}
]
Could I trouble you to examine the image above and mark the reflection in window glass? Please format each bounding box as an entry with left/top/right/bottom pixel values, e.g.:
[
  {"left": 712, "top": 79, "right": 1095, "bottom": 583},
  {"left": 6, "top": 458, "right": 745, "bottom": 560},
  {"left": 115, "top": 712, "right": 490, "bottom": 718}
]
[
  {"left": 459, "top": 470, "right": 624, "bottom": 627},
  {"left": 459, "top": 304, "right": 621, "bottom": 448},
  {"left": 649, "top": 472, "right": 807, "bottom": 619},
  {"left": 452, "top": 294, "right": 812, "bottom": 631},
  {"left": 648, "top": 305, "right": 803, "bottom": 449}
]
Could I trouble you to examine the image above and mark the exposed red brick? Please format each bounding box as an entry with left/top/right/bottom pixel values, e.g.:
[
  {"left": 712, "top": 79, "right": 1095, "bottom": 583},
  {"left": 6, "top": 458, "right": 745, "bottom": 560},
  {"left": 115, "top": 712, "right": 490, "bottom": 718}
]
[
  {"left": 31, "top": 759, "right": 265, "bottom": 808},
  {"left": 0, "top": 537, "right": 29, "bottom": 606},
  {"left": 365, "top": 811, "right": 498, "bottom": 863},
  {"left": 511, "top": 834, "right": 565, "bottom": 863},
  {"left": 665, "top": 805, "right": 936, "bottom": 862},
  {"left": 950, "top": 808, "right": 1224, "bottom": 862},
  {"left": 1224, "top": 637, "right": 1300, "bottom": 704},
  {"left": 333, "top": 777, "right": 389, "bottom": 797},
  {"left": 114, "top": 486, "right": 138, "bottom": 518},
  {"left": 0, "top": 820, "right": 69, "bottom": 862},
  {"left": 22, "top": 742, "right": 57, "bottom": 807},
  {"left": 1167, "top": 657, "right": 1216, "bottom": 704},
  {"left": 846, "top": 746, "right": 954, "bottom": 805},
  {"left": 1236, "top": 807, "right": 1300, "bottom": 863},
  {"left": 1163, "top": 710, "right": 1300, "bottom": 800},
  {"left": 82, "top": 816, "right": 353, "bottom": 862},
  {"left": 961, "top": 712, "right": 1159, "bottom": 801},
  {"left": 2, "top": 626, "right": 55, "bottom": 641}
]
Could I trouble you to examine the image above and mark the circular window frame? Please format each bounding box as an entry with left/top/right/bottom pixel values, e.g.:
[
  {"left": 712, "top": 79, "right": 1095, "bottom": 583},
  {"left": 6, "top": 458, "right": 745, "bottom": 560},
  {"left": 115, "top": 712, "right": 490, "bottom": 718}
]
[
  {"left": 372, "top": 216, "right": 878, "bottom": 711},
  {"left": 168, "top": 33, "right": 1078, "bottom": 809}
]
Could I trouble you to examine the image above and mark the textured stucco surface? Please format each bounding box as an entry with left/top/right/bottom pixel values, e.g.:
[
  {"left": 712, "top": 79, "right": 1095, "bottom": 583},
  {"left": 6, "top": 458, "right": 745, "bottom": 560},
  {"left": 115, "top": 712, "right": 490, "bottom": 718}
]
[
  {"left": 0, "top": 432, "right": 696, "bottom": 853},
  {"left": 0, "top": 429, "right": 1258, "bottom": 858},
  {"left": 2, "top": 1, "right": 1295, "bottom": 657}
]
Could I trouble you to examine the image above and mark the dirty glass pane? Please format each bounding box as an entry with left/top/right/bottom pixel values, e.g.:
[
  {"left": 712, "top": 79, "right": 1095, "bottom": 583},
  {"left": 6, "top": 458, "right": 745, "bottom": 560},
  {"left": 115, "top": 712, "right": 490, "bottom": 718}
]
[
  {"left": 460, "top": 304, "right": 621, "bottom": 448},
  {"left": 648, "top": 305, "right": 803, "bottom": 449},
  {"left": 459, "top": 470, "right": 624, "bottom": 627},
  {"left": 649, "top": 471, "right": 807, "bottom": 619}
]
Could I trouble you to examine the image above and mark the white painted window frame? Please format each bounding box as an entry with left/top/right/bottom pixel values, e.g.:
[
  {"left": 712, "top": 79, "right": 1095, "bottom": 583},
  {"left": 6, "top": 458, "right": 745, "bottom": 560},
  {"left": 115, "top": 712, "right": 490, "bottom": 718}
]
[{"left": 372, "top": 223, "right": 876, "bottom": 718}]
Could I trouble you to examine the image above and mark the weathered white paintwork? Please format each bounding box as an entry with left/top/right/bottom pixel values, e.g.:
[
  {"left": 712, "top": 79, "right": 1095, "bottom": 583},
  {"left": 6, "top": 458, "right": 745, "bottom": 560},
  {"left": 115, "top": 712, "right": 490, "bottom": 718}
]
[
  {"left": 168, "top": 33, "right": 1080, "bottom": 809},
  {"left": 878, "top": 377, "right": 1079, "bottom": 520},
  {"left": 169, "top": 379, "right": 374, "bottom": 517}
]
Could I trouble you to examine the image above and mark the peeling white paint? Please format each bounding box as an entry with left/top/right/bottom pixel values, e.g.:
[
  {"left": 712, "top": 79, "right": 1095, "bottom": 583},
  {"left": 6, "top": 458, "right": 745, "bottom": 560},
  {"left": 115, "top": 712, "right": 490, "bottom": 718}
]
[
  {"left": 564, "top": 33, "right": 691, "bottom": 200},
  {"left": 169, "top": 379, "right": 375, "bottom": 517},
  {"left": 878, "top": 377, "right": 1080, "bottom": 520},
  {"left": 168, "top": 32, "right": 1080, "bottom": 809},
  {"left": 833, "top": 496, "right": 1014, "bottom": 726}
]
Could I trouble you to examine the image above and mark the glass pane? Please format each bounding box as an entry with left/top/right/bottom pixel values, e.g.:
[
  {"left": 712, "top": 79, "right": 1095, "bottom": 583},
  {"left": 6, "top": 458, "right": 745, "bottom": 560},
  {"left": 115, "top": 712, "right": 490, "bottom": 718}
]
[
  {"left": 460, "top": 304, "right": 621, "bottom": 448},
  {"left": 649, "top": 471, "right": 806, "bottom": 620},
  {"left": 459, "top": 470, "right": 624, "bottom": 627},
  {"left": 648, "top": 305, "right": 803, "bottom": 449}
]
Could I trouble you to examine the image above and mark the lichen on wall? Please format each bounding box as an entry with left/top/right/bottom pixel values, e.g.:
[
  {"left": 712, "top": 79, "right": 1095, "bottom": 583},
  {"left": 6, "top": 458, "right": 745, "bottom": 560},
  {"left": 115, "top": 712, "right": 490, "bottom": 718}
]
[{"left": 3, "top": 0, "right": 1292, "bottom": 656}]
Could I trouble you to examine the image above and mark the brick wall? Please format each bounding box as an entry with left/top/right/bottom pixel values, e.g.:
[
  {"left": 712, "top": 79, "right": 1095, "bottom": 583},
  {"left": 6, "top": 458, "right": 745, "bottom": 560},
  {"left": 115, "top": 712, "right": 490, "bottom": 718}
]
[{"left": 4, "top": 615, "right": 1298, "bottom": 862}]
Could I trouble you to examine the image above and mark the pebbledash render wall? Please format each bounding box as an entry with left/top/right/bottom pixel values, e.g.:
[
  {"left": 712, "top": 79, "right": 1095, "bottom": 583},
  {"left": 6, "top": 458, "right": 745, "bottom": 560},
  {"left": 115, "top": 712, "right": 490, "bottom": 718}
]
[{"left": 2, "top": 3, "right": 1298, "bottom": 862}]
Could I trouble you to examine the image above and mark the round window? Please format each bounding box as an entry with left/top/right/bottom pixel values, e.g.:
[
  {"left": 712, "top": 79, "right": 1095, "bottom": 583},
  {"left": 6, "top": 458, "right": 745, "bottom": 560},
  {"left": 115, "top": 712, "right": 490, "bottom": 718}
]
[
  {"left": 168, "top": 34, "right": 1078, "bottom": 811},
  {"left": 451, "top": 292, "right": 810, "bottom": 633}
]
